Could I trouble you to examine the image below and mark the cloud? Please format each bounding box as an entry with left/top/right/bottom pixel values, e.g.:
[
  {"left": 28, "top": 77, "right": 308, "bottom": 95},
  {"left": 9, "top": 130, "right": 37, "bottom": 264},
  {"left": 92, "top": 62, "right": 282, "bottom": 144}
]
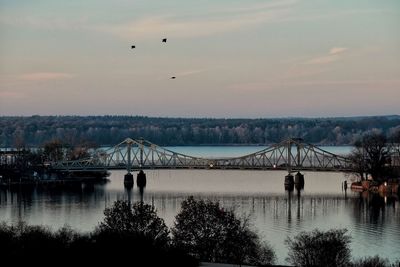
[
  {"left": 278, "top": 9, "right": 387, "bottom": 24},
  {"left": 222, "top": 0, "right": 298, "bottom": 14},
  {"left": 329, "top": 47, "right": 348, "bottom": 55},
  {"left": 19, "top": 72, "right": 74, "bottom": 82},
  {"left": 306, "top": 47, "right": 349, "bottom": 65},
  {"left": 176, "top": 69, "right": 207, "bottom": 77},
  {"left": 0, "top": 91, "right": 26, "bottom": 99},
  {"left": 0, "top": 15, "right": 88, "bottom": 31},
  {"left": 228, "top": 82, "right": 275, "bottom": 92},
  {"left": 307, "top": 55, "right": 339, "bottom": 65},
  {"left": 0, "top": 1, "right": 298, "bottom": 38},
  {"left": 283, "top": 66, "right": 330, "bottom": 79},
  {"left": 227, "top": 79, "right": 400, "bottom": 94},
  {"left": 98, "top": 13, "right": 281, "bottom": 39},
  {"left": 285, "top": 79, "right": 400, "bottom": 86},
  {"left": 95, "top": 0, "right": 296, "bottom": 39}
]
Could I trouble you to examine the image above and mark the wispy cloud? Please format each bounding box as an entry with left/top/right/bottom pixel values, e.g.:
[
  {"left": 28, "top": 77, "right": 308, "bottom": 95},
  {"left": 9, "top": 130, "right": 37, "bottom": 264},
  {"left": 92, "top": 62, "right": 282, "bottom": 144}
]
[
  {"left": 0, "top": 91, "right": 26, "bottom": 99},
  {"left": 278, "top": 9, "right": 391, "bottom": 23},
  {"left": 98, "top": 12, "right": 282, "bottom": 39},
  {"left": 19, "top": 72, "right": 74, "bottom": 82},
  {"left": 0, "top": 1, "right": 297, "bottom": 37},
  {"left": 329, "top": 47, "right": 348, "bottom": 55},
  {"left": 227, "top": 78, "right": 400, "bottom": 93},
  {"left": 0, "top": 15, "right": 88, "bottom": 31},
  {"left": 0, "top": 1, "right": 387, "bottom": 43},
  {"left": 285, "top": 79, "right": 400, "bottom": 86},
  {"left": 221, "top": 0, "right": 298, "bottom": 14},
  {"left": 95, "top": 0, "right": 297, "bottom": 39},
  {"left": 307, "top": 55, "right": 338, "bottom": 65},
  {"left": 306, "top": 47, "right": 349, "bottom": 65},
  {"left": 228, "top": 82, "right": 275, "bottom": 92},
  {"left": 176, "top": 69, "right": 207, "bottom": 77}
]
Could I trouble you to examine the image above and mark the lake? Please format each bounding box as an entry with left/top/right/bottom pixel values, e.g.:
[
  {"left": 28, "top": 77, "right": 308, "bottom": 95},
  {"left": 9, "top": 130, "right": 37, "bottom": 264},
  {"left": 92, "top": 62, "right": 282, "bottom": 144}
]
[{"left": 0, "top": 146, "right": 399, "bottom": 264}]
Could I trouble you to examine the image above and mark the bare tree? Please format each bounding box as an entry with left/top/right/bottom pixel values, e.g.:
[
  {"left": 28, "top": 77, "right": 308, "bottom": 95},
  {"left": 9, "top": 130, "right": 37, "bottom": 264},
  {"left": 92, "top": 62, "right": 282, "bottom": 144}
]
[
  {"left": 172, "top": 196, "right": 275, "bottom": 266},
  {"left": 348, "top": 147, "right": 367, "bottom": 180},
  {"left": 389, "top": 129, "right": 400, "bottom": 164},
  {"left": 350, "top": 133, "right": 391, "bottom": 181},
  {"left": 285, "top": 229, "right": 351, "bottom": 267},
  {"left": 43, "top": 139, "right": 65, "bottom": 162},
  {"left": 98, "top": 200, "right": 170, "bottom": 247},
  {"left": 351, "top": 255, "right": 391, "bottom": 267}
]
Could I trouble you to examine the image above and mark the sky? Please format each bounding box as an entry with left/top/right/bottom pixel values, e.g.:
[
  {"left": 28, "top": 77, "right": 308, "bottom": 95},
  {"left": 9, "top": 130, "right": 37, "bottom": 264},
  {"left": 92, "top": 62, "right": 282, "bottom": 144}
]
[{"left": 0, "top": 0, "right": 399, "bottom": 118}]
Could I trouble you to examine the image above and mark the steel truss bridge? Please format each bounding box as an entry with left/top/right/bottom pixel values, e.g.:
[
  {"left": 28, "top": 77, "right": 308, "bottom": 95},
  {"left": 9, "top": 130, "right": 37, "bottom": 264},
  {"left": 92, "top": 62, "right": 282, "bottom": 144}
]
[{"left": 52, "top": 138, "right": 353, "bottom": 172}]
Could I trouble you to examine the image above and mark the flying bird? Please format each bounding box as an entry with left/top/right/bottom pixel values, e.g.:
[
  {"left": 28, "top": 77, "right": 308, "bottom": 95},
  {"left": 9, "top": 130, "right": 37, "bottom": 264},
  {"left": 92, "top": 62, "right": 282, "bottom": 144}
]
[
  {"left": 162, "top": 38, "right": 167, "bottom": 43},
  {"left": 170, "top": 76, "right": 176, "bottom": 79},
  {"left": 131, "top": 45, "right": 135, "bottom": 49}
]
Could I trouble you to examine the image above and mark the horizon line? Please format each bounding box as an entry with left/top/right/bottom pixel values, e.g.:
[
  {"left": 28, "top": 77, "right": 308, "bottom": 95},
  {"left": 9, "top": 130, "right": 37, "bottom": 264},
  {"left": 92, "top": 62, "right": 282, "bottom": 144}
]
[{"left": 1, "top": 114, "right": 399, "bottom": 120}]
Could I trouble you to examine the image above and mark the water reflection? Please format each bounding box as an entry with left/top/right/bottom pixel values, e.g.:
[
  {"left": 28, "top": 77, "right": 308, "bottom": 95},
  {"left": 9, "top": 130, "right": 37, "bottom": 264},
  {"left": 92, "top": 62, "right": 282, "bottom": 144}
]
[
  {"left": 296, "top": 189, "right": 302, "bottom": 223},
  {"left": 287, "top": 190, "right": 292, "bottom": 224},
  {"left": 352, "top": 191, "right": 398, "bottom": 225},
  {"left": 137, "top": 170, "right": 147, "bottom": 203},
  {"left": 0, "top": 170, "right": 399, "bottom": 264},
  {"left": 124, "top": 183, "right": 133, "bottom": 205}
]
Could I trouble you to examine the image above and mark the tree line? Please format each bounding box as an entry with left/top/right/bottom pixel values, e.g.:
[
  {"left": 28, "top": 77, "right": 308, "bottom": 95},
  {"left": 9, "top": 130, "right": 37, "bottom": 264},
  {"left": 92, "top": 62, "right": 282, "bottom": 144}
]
[{"left": 1, "top": 115, "right": 400, "bottom": 147}]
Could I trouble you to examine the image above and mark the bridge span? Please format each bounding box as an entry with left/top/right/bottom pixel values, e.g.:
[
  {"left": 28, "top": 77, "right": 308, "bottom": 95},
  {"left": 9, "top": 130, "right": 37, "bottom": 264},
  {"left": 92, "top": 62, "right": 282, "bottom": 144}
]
[{"left": 52, "top": 138, "right": 353, "bottom": 173}]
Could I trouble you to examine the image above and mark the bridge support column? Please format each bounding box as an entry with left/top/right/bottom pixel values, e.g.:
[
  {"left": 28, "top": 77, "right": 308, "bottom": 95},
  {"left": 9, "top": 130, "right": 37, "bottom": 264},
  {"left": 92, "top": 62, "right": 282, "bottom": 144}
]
[
  {"left": 124, "top": 173, "right": 134, "bottom": 187},
  {"left": 136, "top": 169, "right": 147, "bottom": 203},
  {"left": 136, "top": 170, "right": 147, "bottom": 188},
  {"left": 294, "top": 172, "right": 305, "bottom": 190},
  {"left": 124, "top": 140, "right": 134, "bottom": 187},
  {"left": 284, "top": 173, "right": 294, "bottom": 191}
]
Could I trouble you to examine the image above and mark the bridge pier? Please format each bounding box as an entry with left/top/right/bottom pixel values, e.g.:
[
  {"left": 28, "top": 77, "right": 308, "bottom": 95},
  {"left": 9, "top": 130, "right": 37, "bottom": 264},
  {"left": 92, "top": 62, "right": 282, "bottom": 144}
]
[
  {"left": 124, "top": 173, "right": 134, "bottom": 188},
  {"left": 284, "top": 174, "right": 294, "bottom": 191},
  {"left": 137, "top": 170, "right": 147, "bottom": 188},
  {"left": 294, "top": 172, "right": 305, "bottom": 190},
  {"left": 124, "top": 139, "right": 134, "bottom": 187},
  {"left": 136, "top": 170, "right": 146, "bottom": 203}
]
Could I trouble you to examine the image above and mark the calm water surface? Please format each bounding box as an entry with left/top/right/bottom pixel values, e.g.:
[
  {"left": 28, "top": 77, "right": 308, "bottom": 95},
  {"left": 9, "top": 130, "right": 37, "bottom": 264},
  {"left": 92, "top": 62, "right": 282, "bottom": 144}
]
[{"left": 0, "top": 146, "right": 399, "bottom": 264}]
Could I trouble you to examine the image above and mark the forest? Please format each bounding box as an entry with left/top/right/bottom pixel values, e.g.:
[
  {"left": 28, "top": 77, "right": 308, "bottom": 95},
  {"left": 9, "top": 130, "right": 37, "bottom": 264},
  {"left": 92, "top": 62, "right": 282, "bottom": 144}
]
[{"left": 1, "top": 115, "right": 399, "bottom": 147}]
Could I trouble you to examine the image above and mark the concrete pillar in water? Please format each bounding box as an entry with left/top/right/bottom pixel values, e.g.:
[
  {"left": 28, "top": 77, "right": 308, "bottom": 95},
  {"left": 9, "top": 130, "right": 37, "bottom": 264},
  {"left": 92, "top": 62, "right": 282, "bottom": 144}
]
[
  {"left": 284, "top": 174, "right": 294, "bottom": 191},
  {"left": 124, "top": 173, "right": 134, "bottom": 188},
  {"left": 294, "top": 172, "right": 305, "bottom": 190},
  {"left": 136, "top": 170, "right": 147, "bottom": 188},
  {"left": 137, "top": 170, "right": 146, "bottom": 203}
]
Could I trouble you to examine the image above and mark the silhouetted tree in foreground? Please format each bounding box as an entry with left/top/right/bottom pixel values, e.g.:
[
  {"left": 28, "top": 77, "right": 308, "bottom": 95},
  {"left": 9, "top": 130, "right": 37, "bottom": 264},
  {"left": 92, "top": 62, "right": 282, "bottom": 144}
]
[
  {"left": 0, "top": 203, "right": 197, "bottom": 267},
  {"left": 172, "top": 196, "right": 275, "bottom": 266},
  {"left": 285, "top": 228, "right": 351, "bottom": 267},
  {"left": 351, "top": 255, "right": 400, "bottom": 267},
  {"left": 0, "top": 222, "right": 88, "bottom": 264},
  {"left": 94, "top": 200, "right": 196, "bottom": 266},
  {"left": 97, "top": 200, "right": 170, "bottom": 247}
]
